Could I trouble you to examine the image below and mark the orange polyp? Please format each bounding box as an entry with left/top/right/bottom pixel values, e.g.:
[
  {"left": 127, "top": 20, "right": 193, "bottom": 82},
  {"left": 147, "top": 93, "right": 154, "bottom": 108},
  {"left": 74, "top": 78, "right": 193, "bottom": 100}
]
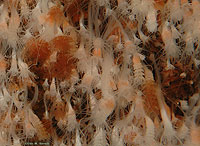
[
  {"left": 173, "top": 0, "right": 179, "bottom": 8},
  {"left": 50, "top": 36, "right": 75, "bottom": 53},
  {"left": 191, "top": 126, "right": 200, "bottom": 145},
  {"left": 109, "top": 80, "right": 117, "bottom": 90},
  {"left": 0, "top": 22, "right": 7, "bottom": 30},
  {"left": 113, "top": 35, "right": 120, "bottom": 44},
  {"left": 124, "top": 40, "right": 133, "bottom": 48},
  {"left": 24, "top": 38, "right": 51, "bottom": 64},
  {"left": 192, "top": 1, "right": 200, "bottom": 15},
  {"left": 124, "top": 131, "right": 136, "bottom": 143},
  {"left": 117, "top": 0, "right": 125, "bottom": 5},
  {"left": 154, "top": 0, "right": 165, "bottom": 11},
  {"left": 107, "top": 26, "right": 123, "bottom": 43},
  {"left": 62, "top": 19, "right": 71, "bottom": 31},
  {"left": 49, "top": 36, "right": 76, "bottom": 80},
  {"left": 143, "top": 74, "right": 160, "bottom": 117},
  {"left": 0, "top": 56, "right": 7, "bottom": 71},
  {"left": 103, "top": 98, "right": 115, "bottom": 111},
  {"left": 46, "top": 6, "right": 64, "bottom": 26},
  {"left": 66, "top": 0, "right": 89, "bottom": 25},
  {"left": 183, "top": 9, "right": 192, "bottom": 19},
  {"left": 117, "top": 80, "right": 129, "bottom": 89},
  {"left": 10, "top": 10, "right": 20, "bottom": 27},
  {"left": 163, "top": 102, "right": 172, "bottom": 120},
  {"left": 161, "top": 28, "right": 172, "bottom": 42},
  {"left": 38, "top": 13, "right": 47, "bottom": 25},
  {"left": 8, "top": 0, "right": 19, "bottom": 7},
  {"left": 51, "top": 101, "right": 66, "bottom": 121},
  {"left": 82, "top": 74, "right": 93, "bottom": 86},
  {"left": 181, "top": 0, "right": 188, "bottom": 5},
  {"left": 144, "top": 67, "right": 154, "bottom": 82},
  {"left": 93, "top": 48, "right": 102, "bottom": 57},
  {"left": 25, "top": 121, "right": 34, "bottom": 130},
  {"left": 192, "top": 0, "right": 200, "bottom": 7},
  {"left": 128, "top": 20, "right": 138, "bottom": 31},
  {"left": 132, "top": 55, "right": 141, "bottom": 64},
  {"left": 22, "top": 38, "right": 51, "bottom": 79},
  {"left": 42, "top": 118, "right": 52, "bottom": 134}
]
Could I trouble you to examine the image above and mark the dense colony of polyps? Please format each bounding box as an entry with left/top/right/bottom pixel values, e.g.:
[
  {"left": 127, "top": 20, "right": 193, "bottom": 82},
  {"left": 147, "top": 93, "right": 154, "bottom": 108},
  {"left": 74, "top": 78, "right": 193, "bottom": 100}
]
[{"left": 0, "top": 0, "right": 200, "bottom": 146}]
